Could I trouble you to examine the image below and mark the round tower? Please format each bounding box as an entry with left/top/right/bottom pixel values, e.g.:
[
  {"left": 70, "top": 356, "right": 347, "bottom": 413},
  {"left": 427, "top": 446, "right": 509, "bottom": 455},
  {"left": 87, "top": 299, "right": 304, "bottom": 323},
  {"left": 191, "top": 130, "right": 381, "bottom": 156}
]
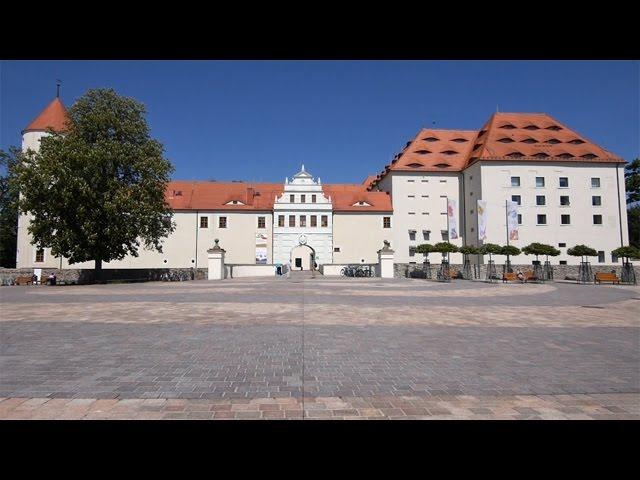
[{"left": 21, "top": 96, "right": 68, "bottom": 152}]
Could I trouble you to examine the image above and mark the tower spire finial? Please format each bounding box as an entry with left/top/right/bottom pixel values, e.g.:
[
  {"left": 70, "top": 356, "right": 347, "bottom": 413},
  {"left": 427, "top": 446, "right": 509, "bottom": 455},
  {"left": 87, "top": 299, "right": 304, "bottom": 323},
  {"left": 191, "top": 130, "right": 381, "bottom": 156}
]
[
  {"left": 301, "top": 163, "right": 305, "bottom": 172},
  {"left": 56, "top": 79, "right": 62, "bottom": 98}
]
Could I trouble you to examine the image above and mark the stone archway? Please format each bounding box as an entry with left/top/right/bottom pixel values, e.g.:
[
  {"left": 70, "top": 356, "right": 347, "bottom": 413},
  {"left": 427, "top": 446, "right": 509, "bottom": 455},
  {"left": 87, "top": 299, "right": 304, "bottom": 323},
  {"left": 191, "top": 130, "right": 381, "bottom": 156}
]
[{"left": 290, "top": 244, "right": 315, "bottom": 271}]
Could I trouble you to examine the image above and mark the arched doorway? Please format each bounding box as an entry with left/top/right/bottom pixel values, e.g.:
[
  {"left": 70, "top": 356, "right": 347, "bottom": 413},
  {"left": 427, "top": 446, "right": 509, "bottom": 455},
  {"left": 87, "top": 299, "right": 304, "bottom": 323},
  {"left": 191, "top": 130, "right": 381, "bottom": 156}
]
[{"left": 290, "top": 244, "right": 315, "bottom": 271}]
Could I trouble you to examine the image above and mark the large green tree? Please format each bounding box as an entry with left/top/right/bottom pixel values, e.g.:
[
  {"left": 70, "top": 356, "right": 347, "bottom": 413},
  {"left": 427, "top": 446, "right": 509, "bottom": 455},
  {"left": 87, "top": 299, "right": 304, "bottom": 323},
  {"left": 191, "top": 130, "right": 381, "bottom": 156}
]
[
  {"left": 15, "top": 88, "right": 175, "bottom": 279},
  {"left": 0, "top": 147, "right": 20, "bottom": 267},
  {"left": 626, "top": 159, "right": 640, "bottom": 247}
]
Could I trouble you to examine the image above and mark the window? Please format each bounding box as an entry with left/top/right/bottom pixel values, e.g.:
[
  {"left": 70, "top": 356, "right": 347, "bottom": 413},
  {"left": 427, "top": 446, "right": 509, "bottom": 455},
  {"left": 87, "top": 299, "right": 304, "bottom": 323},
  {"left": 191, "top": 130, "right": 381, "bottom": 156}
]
[
  {"left": 559, "top": 260, "right": 567, "bottom": 265},
  {"left": 408, "top": 195, "right": 415, "bottom": 198},
  {"left": 312, "top": 194, "right": 316, "bottom": 203},
  {"left": 35, "top": 248, "right": 44, "bottom": 263},
  {"left": 200, "top": 216, "right": 208, "bottom": 228},
  {"left": 289, "top": 215, "right": 295, "bottom": 227},
  {"left": 612, "top": 253, "right": 618, "bottom": 263},
  {"left": 517, "top": 214, "right": 522, "bottom": 225},
  {"left": 321, "top": 215, "right": 328, "bottom": 227},
  {"left": 511, "top": 195, "right": 521, "bottom": 205},
  {"left": 409, "top": 212, "right": 416, "bottom": 215},
  {"left": 593, "top": 214, "right": 603, "bottom": 225},
  {"left": 258, "top": 216, "right": 265, "bottom": 229},
  {"left": 439, "top": 179, "right": 447, "bottom": 183},
  {"left": 301, "top": 194, "right": 306, "bottom": 203},
  {"left": 561, "top": 214, "right": 571, "bottom": 225},
  {"left": 536, "top": 177, "right": 545, "bottom": 188},
  {"left": 290, "top": 194, "right": 295, "bottom": 203},
  {"left": 299, "top": 215, "right": 306, "bottom": 227},
  {"left": 334, "top": 247, "right": 341, "bottom": 253},
  {"left": 278, "top": 215, "right": 285, "bottom": 227},
  {"left": 592, "top": 196, "right": 602, "bottom": 206},
  {"left": 537, "top": 214, "right": 547, "bottom": 225},
  {"left": 407, "top": 179, "right": 415, "bottom": 183},
  {"left": 219, "top": 217, "right": 227, "bottom": 228},
  {"left": 409, "top": 247, "right": 416, "bottom": 257},
  {"left": 409, "top": 230, "right": 416, "bottom": 241},
  {"left": 536, "top": 195, "right": 546, "bottom": 206},
  {"left": 441, "top": 230, "right": 449, "bottom": 241},
  {"left": 558, "top": 243, "right": 566, "bottom": 247},
  {"left": 560, "top": 196, "right": 570, "bottom": 206},
  {"left": 591, "top": 177, "right": 601, "bottom": 188},
  {"left": 598, "top": 251, "right": 605, "bottom": 263},
  {"left": 383, "top": 217, "right": 391, "bottom": 228},
  {"left": 511, "top": 176, "right": 520, "bottom": 187},
  {"left": 310, "top": 215, "right": 317, "bottom": 227},
  {"left": 559, "top": 177, "right": 569, "bottom": 188},
  {"left": 423, "top": 231, "right": 430, "bottom": 241}
]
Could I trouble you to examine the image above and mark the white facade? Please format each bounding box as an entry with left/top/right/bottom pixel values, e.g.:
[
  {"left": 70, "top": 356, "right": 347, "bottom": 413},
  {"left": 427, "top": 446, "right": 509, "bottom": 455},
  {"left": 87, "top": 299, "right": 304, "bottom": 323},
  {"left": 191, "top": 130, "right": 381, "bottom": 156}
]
[{"left": 272, "top": 166, "right": 333, "bottom": 268}]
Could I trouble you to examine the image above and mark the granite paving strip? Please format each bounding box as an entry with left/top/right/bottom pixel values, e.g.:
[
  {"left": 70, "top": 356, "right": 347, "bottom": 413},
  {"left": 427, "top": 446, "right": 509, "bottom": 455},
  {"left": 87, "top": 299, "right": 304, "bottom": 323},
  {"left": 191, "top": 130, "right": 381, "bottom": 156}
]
[{"left": 1, "top": 394, "right": 638, "bottom": 420}]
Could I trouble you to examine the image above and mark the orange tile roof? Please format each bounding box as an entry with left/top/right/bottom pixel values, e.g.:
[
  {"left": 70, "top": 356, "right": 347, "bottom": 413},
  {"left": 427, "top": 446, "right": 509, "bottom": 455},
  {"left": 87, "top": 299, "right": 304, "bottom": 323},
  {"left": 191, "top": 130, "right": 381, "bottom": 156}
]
[
  {"left": 23, "top": 97, "right": 69, "bottom": 134},
  {"left": 467, "top": 112, "right": 624, "bottom": 166},
  {"left": 166, "top": 181, "right": 392, "bottom": 212},
  {"left": 369, "top": 112, "right": 624, "bottom": 189}
]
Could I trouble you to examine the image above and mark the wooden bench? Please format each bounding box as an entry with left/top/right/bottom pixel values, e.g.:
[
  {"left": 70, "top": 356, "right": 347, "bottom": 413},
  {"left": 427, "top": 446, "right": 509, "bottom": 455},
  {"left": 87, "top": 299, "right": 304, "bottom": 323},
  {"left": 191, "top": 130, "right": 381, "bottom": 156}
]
[
  {"left": 502, "top": 272, "right": 517, "bottom": 282},
  {"left": 523, "top": 271, "right": 539, "bottom": 283},
  {"left": 15, "top": 276, "right": 34, "bottom": 286},
  {"left": 594, "top": 272, "right": 620, "bottom": 284}
]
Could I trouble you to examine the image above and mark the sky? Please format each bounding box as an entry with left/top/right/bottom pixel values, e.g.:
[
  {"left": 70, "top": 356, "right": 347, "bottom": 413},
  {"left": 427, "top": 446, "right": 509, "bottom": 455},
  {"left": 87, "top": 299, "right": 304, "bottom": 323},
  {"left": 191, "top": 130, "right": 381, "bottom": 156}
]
[{"left": 1, "top": 60, "right": 638, "bottom": 184}]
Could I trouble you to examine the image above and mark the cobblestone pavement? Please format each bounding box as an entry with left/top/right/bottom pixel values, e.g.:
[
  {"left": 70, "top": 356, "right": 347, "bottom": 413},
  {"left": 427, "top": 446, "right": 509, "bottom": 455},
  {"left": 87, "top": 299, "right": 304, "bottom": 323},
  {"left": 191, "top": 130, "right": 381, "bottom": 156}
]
[{"left": 1, "top": 277, "right": 639, "bottom": 419}]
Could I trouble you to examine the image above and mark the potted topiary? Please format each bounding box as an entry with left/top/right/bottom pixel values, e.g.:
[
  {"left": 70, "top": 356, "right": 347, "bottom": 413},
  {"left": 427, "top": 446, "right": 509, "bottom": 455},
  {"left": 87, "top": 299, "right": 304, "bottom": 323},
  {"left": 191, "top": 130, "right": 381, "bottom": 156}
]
[
  {"left": 479, "top": 243, "right": 502, "bottom": 282},
  {"left": 459, "top": 245, "right": 479, "bottom": 279},
  {"left": 415, "top": 243, "right": 433, "bottom": 279},
  {"left": 611, "top": 246, "right": 640, "bottom": 284},
  {"left": 567, "top": 244, "right": 598, "bottom": 283},
  {"left": 432, "top": 242, "right": 459, "bottom": 282}
]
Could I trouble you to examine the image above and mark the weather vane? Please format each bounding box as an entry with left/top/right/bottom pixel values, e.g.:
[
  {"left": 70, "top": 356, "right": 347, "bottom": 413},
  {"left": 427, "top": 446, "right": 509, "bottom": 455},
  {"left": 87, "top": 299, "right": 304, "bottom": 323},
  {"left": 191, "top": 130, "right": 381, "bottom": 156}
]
[{"left": 56, "top": 79, "right": 62, "bottom": 98}]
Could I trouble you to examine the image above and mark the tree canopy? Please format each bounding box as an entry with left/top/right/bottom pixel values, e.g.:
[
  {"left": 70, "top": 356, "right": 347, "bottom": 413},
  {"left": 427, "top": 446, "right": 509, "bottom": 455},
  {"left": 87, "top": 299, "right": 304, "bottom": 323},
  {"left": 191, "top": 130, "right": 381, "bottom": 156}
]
[
  {"left": 459, "top": 245, "right": 479, "bottom": 255},
  {"left": 522, "top": 242, "right": 557, "bottom": 258},
  {"left": 611, "top": 245, "right": 640, "bottom": 260},
  {"left": 567, "top": 245, "right": 598, "bottom": 257},
  {"left": 0, "top": 147, "right": 20, "bottom": 267},
  {"left": 15, "top": 88, "right": 175, "bottom": 277},
  {"left": 479, "top": 243, "right": 502, "bottom": 255},
  {"left": 625, "top": 158, "right": 640, "bottom": 204},
  {"left": 500, "top": 245, "right": 521, "bottom": 257},
  {"left": 415, "top": 243, "right": 433, "bottom": 255},
  {"left": 431, "top": 242, "right": 459, "bottom": 254}
]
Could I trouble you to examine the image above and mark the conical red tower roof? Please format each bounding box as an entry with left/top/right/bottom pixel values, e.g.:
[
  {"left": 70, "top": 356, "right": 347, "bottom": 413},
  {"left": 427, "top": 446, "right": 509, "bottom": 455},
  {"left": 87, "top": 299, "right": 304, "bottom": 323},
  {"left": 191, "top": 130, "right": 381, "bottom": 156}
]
[{"left": 22, "top": 97, "right": 69, "bottom": 134}]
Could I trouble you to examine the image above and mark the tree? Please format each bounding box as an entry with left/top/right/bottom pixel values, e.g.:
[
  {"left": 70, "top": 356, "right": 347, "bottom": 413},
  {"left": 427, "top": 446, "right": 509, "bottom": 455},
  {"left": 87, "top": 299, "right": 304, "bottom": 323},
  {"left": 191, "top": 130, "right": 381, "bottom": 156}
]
[
  {"left": 432, "top": 242, "right": 458, "bottom": 262},
  {"left": 628, "top": 205, "right": 640, "bottom": 249},
  {"left": 15, "top": 88, "right": 175, "bottom": 280},
  {"left": 479, "top": 242, "right": 502, "bottom": 261},
  {"left": 625, "top": 158, "right": 640, "bottom": 204},
  {"left": 567, "top": 244, "right": 598, "bottom": 262},
  {"left": 459, "top": 245, "right": 479, "bottom": 256},
  {"left": 0, "top": 147, "right": 20, "bottom": 267},
  {"left": 415, "top": 243, "right": 433, "bottom": 259},
  {"left": 522, "top": 242, "right": 556, "bottom": 262},
  {"left": 611, "top": 245, "right": 640, "bottom": 262},
  {"left": 500, "top": 245, "right": 521, "bottom": 269}
]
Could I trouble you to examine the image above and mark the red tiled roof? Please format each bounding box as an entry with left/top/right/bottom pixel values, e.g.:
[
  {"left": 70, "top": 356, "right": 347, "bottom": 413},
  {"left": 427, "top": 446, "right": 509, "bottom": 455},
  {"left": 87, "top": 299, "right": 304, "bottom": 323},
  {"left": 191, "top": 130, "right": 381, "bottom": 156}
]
[
  {"left": 467, "top": 112, "right": 624, "bottom": 166},
  {"left": 23, "top": 97, "right": 69, "bottom": 134},
  {"left": 165, "top": 181, "right": 393, "bottom": 213},
  {"left": 369, "top": 112, "right": 624, "bottom": 189}
]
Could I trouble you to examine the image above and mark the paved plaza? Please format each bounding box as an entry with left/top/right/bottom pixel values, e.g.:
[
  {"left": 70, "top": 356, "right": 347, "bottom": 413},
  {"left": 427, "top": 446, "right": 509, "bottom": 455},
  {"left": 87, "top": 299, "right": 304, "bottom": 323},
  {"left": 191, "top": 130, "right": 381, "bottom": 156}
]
[{"left": 1, "top": 275, "right": 639, "bottom": 419}]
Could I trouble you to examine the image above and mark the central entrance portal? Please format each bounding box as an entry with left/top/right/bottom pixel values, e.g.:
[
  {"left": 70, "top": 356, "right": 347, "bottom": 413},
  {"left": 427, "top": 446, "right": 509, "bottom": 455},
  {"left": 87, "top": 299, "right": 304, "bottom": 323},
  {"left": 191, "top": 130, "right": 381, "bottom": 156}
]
[{"left": 290, "top": 244, "right": 315, "bottom": 271}]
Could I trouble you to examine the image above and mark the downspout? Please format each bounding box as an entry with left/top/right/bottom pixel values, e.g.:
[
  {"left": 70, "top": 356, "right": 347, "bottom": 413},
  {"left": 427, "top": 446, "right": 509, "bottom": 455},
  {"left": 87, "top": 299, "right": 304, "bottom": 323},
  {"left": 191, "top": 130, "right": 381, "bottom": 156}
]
[
  {"left": 460, "top": 171, "right": 466, "bottom": 247},
  {"left": 616, "top": 164, "right": 624, "bottom": 247},
  {"left": 195, "top": 210, "right": 199, "bottom": 268}
]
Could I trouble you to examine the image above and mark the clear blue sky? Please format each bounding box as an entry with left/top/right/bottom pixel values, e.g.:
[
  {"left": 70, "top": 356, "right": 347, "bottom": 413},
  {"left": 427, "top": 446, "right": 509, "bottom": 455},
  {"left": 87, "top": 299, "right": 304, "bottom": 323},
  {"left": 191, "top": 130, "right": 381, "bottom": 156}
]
[{"left": 1, "top": 61, "right": 638, "bottom": 184}]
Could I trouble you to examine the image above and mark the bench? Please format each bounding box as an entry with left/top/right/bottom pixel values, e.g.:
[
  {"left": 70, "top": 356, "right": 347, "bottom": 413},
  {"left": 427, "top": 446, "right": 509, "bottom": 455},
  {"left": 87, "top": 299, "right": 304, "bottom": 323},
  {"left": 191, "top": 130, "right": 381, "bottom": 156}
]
[
  {"left": 523, "top": 271, "right": 539, "bottom": 283},
  {"left": 594, "top": 272, "right": 620, "bottom": 284},
  {"left": 502, "top": 272, "right": 517, "bottom": 282},
  {"left": 15, "top": 276, "right": 34, "bottom": 286}
]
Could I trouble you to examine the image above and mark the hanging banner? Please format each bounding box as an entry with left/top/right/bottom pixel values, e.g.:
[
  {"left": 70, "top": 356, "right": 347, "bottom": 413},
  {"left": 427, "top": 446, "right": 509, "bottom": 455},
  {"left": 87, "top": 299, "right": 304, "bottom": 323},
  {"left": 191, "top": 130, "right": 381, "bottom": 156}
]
[
  {"left": 447, "top": 198, "right": 458, "bottom": 240},
  {"left": 255, "top": 233, "right": 268, "bottom": 264},
  {"left": 506, "top": 200, "right": 519, "bottom": 241},
  {"left": 477, "top": 200, "right": 487, "bottom": 241}
]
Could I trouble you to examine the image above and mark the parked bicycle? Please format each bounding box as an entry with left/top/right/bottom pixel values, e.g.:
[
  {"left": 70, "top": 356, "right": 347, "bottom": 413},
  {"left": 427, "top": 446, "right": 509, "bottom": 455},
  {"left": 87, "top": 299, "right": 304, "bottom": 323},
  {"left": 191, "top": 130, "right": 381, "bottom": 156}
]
[{"left": 340, "top": 265, "right": 373, "bottom": 277}]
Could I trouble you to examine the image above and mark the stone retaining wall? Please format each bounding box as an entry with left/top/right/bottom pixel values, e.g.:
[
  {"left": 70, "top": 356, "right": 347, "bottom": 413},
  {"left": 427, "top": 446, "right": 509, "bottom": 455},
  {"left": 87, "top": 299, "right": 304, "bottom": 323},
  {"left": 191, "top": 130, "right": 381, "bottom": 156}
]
[
  {"left": 0, "top": 268, "right": 208, "bottom": 285},
  {"left": 394, "top": 262, "right": 640, "bottom": 281}
]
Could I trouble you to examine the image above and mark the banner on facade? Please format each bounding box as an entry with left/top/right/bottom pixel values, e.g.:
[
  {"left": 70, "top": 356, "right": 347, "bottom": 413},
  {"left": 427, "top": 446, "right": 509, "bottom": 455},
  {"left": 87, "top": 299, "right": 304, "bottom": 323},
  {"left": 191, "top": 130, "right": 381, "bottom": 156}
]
[
  {"left": 506, "top": 200, "right": 519, "bottom": 241},
  {"left": 447, "top": 198, "right": 458, "bottom": 240},
  {"left": 255, "top": 233, "right": 268, "bottom": 264},
  {"left": 477, "top": 200, "right": 487, "bottom": 241}
]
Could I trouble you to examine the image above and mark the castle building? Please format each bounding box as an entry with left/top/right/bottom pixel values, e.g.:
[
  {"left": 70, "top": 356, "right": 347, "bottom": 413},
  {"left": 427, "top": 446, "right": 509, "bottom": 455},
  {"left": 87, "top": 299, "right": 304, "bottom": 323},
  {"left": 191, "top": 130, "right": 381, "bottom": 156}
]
[{"left": 16, "top": 96, "right": 629, "bottom": 272}]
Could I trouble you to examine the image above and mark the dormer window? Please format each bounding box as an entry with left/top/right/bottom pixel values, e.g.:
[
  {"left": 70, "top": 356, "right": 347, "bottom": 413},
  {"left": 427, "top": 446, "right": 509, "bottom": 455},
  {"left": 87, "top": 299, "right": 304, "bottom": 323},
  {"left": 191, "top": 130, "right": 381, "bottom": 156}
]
[
  {"left": 506, "top": 151, "right": 524, "bottom": 158},
  {"left": 441, "top": 150, "right": 458, "bottom": 155},
  {"left": 557, "top": 153, "right": 574, "bottom": 158},
  {"left": 451, "top": 138, "right": 468, "bottom": 143},
  {"left": 533, "top": 152, "right": 549, "bottom": 158},
  {"left": 546, "top": 138, "right": 561, "bottom": 144},
  {"left": 406, "top": 163, "right": 424, "bottom": 168},
  {"left": 414, "top": 150, "right": 431, "bottom": 154},
  {"left": 352, "top": 201, "right": 371, "bottom": 207},
  {"left": 546, "top": 125, "right": 562, "bottom": 131},
  {"left": 499, "top": 124, "right": 517, "bottom": 130},
  {"left": 498, "top": 138, "right": 515, "bottom": 143},
  {"left": 524, "top": 125, "right": 540, "bottom": 130},
  {"left": 173, "top": 190, "right": 183, "bottom": 196},
  {"left": 581, "top": 153, "right": 598, "bottom": 159},
  {"left": 423, "top": 137, "right": 439, "bottom": 142},
  {"left": 522, "top": 138, "right": 538, "bottom": 144},
  {"left": 434, "top": 163, "right": 451, "bottom": 168},
  {"left": 225, "top": 200, "right": 245, "bottom": 205},
  {"left": 568, "top": 139, "right": 586, "bottom": 144}
]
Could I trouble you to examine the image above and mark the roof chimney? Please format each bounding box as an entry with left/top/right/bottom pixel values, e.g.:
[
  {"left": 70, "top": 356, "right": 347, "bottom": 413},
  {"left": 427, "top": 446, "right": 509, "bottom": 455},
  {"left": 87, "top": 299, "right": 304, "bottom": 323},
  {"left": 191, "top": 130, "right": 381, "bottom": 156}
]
[{"left": 246, "top": 187, "right": 255, "bottom": 205}]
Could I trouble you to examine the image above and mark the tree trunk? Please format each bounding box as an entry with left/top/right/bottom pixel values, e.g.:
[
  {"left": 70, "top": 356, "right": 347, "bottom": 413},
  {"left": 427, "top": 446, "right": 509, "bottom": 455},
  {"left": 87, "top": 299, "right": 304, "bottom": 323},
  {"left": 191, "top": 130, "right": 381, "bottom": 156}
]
[{"left": 95, "top": 258, "right": 102, "bottom": 283}]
